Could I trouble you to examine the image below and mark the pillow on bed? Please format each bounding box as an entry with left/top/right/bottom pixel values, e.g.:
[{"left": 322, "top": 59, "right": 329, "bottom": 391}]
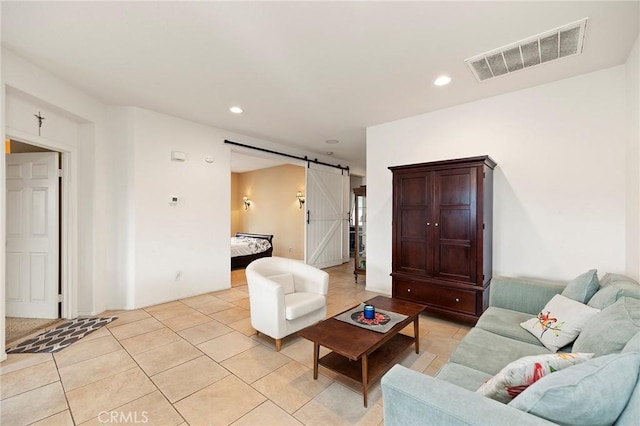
[{"left": 267, "top": 273, "right": 295, "bottom": 294}]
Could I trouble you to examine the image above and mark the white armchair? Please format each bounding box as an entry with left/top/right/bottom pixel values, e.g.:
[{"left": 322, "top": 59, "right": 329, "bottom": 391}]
[{"left": 245, "top": 256, "right": 329, "bottom": 351}]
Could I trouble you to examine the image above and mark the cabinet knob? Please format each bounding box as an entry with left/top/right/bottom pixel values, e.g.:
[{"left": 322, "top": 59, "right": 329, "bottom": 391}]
[
  {"left": 455, "top": 298, "right": 460, "bottom": 302},
  {"left": 435, "top": 223, "right": 439, "bottom": 227},
  {"left": 407, "top": 288, "right": 411, "bottom": 293},
  {"left": 426, "top": 222, "right": 430, "bottom": 226}
]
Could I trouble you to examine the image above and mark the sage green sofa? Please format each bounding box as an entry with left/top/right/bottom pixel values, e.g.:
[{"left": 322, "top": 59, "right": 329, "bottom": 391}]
[{"left": 382, "top": 273, "right": 640, "bottom": 426}]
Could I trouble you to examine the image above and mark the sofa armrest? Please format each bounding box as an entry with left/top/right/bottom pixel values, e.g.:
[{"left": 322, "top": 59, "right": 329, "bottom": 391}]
[
  {"left": 489, "top": 276, "right": 566, "bottom": 315},
  {"left": 381, "top": 365, "right": 556, "bottom": 426}
]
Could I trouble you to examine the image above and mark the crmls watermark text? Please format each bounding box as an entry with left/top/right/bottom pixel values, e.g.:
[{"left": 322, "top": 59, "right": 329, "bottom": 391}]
[{"left": 98, "top": 411, "right": 149, "bottom": 423}]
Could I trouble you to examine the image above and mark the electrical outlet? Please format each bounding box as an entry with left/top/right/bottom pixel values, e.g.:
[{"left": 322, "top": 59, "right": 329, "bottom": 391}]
[
  {"left": 288, "top": 247, "right": 293, "bottom": 253},
  {"left": 175, "top": 270, "right": 182, "bottom": 281}
]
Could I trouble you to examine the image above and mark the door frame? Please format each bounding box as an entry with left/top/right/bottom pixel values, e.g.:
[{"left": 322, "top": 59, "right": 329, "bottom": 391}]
[{"left": 4, "top": 129, "right": 78, "bottom": 321}]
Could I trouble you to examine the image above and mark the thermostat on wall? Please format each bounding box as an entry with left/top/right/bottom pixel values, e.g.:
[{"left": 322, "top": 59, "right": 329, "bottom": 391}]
[{"left": 169, "top": 195, "right": 180, "bottom": 205}]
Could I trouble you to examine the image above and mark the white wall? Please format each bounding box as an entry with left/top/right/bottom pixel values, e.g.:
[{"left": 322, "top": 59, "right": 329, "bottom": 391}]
[
  {"left": 367, "top": 66, "right": 629, "bottom": 294},
  {"left": 626, "top": 36, "right": 640, "bottom": 281},
  {"left": 130, "top": 108, "right": 232, "bottom": 308}
]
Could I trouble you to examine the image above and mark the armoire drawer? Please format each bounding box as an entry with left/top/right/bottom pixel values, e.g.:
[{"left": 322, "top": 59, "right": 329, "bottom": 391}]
[{"left": 394, "top": 280, "right": 477, "bottom": 315}]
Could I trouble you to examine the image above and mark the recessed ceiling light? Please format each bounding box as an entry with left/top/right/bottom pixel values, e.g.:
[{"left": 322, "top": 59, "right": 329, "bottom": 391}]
[
  {"left": 434, "top": 75, "right": 452, "bottom": 86},
  {"left": 325, "top": 139, "right": 339, "bottom": 144},
  {"left": 230, "top": 106, "right": 243, "bottom": 114}
]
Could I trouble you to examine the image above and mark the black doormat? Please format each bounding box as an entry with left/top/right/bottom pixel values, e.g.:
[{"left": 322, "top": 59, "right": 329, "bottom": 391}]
[{"left": 7, "top": 316, "right": 118, "bottom": 354}]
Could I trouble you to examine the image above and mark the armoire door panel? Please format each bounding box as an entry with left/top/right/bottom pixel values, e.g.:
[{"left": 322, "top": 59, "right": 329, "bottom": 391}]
[
  {"left": 398, "top": 241, "right": 427, "bottom": 273},
  {"left": 439, "top": 209, "right": 471, "bottom": 241},
  {"left": 437, "top": 244, "right": 473, "bottom": 281},
  {"left": 399, "top": 175, "right": 428, "bottom": 205},
  {"left": 400, "top": 209, "right": 427, "bottom": 239},
  {"left": 436, "top": 172, "right": 471, "bottom": 206}
]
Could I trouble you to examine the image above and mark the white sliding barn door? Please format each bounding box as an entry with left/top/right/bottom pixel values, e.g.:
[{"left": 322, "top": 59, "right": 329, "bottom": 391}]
[
  {"left": 305, "top": 163, "right": 349, "bottom": 268},
  {"left": 6, "top": 152, "right": 60, "bottom": 319}
]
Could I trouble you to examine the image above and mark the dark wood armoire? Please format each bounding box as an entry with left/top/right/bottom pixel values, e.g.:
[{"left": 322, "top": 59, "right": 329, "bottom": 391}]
[{"left": 389, "top": 156, "right": 496, "bottom": 323}]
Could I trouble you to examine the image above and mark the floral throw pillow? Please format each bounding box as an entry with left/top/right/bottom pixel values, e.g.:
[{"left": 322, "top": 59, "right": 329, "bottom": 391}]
[
  {"left": 520, "top": 294, "right": 600, "bottom": 352},
  {"left": 477, "top": 352, "right": 594, "bottom": 403}
]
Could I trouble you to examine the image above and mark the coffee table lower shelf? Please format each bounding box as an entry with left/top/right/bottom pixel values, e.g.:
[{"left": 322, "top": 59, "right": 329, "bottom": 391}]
[{"left": 319, "top": 333, "right": 415, "bottom": 392}]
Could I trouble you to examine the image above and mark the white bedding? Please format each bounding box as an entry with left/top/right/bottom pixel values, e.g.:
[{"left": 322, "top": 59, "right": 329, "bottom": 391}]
[{"left": 231, "top": 236, "right": 272, "bottom": 257}]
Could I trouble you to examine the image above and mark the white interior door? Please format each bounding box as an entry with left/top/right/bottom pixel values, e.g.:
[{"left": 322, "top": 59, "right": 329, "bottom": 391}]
[
  {"left": 305, "top": 163, "right": 349, "bottom": 268},
  {"left": 6, "top": 152, "right": 60, "bottom": 319}
]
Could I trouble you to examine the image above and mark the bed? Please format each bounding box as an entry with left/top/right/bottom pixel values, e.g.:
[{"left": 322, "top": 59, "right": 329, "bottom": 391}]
[{"left": 231, "top": 232, "right": 274, "bottom": 269}]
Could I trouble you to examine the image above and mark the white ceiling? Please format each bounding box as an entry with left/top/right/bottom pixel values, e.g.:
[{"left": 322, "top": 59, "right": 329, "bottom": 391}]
[{"left": 2, "top": 1, "right": 638, "bottom": 172}]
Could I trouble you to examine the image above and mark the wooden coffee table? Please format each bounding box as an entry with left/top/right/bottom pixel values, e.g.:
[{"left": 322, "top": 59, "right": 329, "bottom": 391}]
[{"left": 298, "top": 295, "right": 426, "bottom": 407}]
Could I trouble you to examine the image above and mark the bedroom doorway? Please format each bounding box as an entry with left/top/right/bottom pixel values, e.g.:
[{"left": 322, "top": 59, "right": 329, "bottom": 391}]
[{"left": 230, "top": 150, "right": 306, "bottom": 267}]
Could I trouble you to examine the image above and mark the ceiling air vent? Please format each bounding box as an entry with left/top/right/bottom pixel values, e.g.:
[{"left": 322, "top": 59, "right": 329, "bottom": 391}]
[{"left": 465, "top": 18, "right": 588, "bottom": 82}]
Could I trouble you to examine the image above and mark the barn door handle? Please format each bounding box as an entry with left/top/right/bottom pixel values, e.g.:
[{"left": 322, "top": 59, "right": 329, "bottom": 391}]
[{"left": 307, "top": 210, "right": 310, "bottom": 224}]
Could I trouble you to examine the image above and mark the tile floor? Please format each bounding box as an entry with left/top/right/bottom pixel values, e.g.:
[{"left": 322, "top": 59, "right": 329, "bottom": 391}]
[{"left": 1, "top": 262, "right": 470, "bottom": 425}]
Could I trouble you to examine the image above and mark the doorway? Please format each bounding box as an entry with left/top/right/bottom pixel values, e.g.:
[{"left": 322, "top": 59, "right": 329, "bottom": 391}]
[{"left": 5, "top": 139, "right": 63, "bottom": 345}]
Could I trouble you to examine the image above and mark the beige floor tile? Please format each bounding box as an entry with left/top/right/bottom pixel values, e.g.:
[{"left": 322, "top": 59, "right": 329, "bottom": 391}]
[
  {"left": 180, "top": 293, "right": 218, "bottom": 308},
  {"left": 53, "top": 335, "right": 122, "bottom": 368},
  {"left": 213, "top": 288, "right": 249, "bottom": 303},
  {"left": 189, "top": 298, "right": 236, "bottom": 315},
  {"left": 232, "top": 297, "right": 251, "bottom": 310},
  {"left": 133, "top": 339, "right": 202, "bottom": 376},
  {"left": 422, "top": 334, "right": 461, "bottom": 358},
  {"left": 294, "top": 382, "right": 382, "bottom": 425},
  {"left": 252, "top": 361, "right": 333, "bottom": 414},
  {"left": 80, "top": 391, "right": 184, "bottom": 426},
  {"left": 232, "top": 401, "right": 302, "bottom": 426},
  {"left": 0, "top": 352, "right": 52, "bottom": 375},
  {"left": 66, "top": 367, "right": 156, "bottom": 424},
  {"left": 174, "top": 375, "right": 265, "bottom": 425},
  {"left": 31, "top": 409, "right": 74, "bottom": 426},
  {"left": 228, "top": 317, "right": 257, "bottom": 336},
  {"left": 177, "top": 320, "right": 233, "bottom": 345},
  {"left": 145, "top": 302, "right": 195, "bottom": 321},
  {"left": 0, "top": 359, "right": 59, "bottom": 399},
  {"left": 106, "top": 310, "right": 151, "bottom": 328},
  {"left": 0, "top": 381, "right": 68, "bottom": 425},
  {"left": 197, "top": 331, "right": 259, "bottom": 362},
  {"left": 400, "top": 349, "right": 438, "bottom": 372},
  {"left": 209, "top": 306, "right": 250, "bottom": 324},
  {"left": 151, "top": 355, "right": 230, "bottom": 403},
  {"left": 59, "top": 349, "right": 136, "bottom": 391},
  {"left": 279, "top": 337, "right": 331, "bottom": 367},
  {"left": 109, "top": 317, "right": 165, "bottom": 340},
  {"left": 119, "top": 327, "right": 183, "bottom": 356},
  {"left": 221, "top": 344, "right": 290, "bottom": 384},
  {"left": 161, "top": 309, "right": 211, "bottom": 332}
]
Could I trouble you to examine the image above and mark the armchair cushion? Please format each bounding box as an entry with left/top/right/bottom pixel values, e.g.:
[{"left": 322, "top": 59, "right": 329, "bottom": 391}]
[
  {"left": 284, "top": 293, "right": 326, "bottom": 320},
  {"left": 561, "top": 269, "right": 599, "bottom": 304}
]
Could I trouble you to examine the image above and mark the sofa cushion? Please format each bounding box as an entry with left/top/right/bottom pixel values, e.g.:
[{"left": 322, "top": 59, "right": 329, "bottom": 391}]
[
  {"left": 520, "top": 294, "right": 600, "bottom": 352},
  {"left": 435, "top": 362, "right": 493, "bottom": 392},
  {"left": 450, "top": 328, "right": 551, "bottom": 375},
  {"left": 509, "top": 353, "right": 640, "bottom": 426},
  {"left": 284, "top": 292, "right": 325, "bottom": 320},
  {"left": 622, "top": 331, "right": 640, "bottom": 354},
  {"left": 476, "top": 352, "right": 594, "bottom": 403},
  {"left": 615, "top": 370, "right": 640, "bottom": 425},
  {"left": 561, "top": 269, "right": 599, "bottom": 304},
  {"left": 476, "top": 307, "right": 542, "bottom": 347},
  {"left": 267, "top": 273, "right": 296, "bottom": 294},
  {"left": 588, "top": 275, "right": 640, "bottom": 310},
  {"left": 573, "top": 297, "right": 640, "bottom": 357}
]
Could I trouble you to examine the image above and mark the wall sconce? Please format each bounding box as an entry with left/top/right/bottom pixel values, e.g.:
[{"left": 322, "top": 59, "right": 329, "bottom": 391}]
[
  {"left": 296, "top": 191, "right": 306, "bottom": 209},
  {"left": 243, "top": 196, "right": 252, "bottom": 210}
]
